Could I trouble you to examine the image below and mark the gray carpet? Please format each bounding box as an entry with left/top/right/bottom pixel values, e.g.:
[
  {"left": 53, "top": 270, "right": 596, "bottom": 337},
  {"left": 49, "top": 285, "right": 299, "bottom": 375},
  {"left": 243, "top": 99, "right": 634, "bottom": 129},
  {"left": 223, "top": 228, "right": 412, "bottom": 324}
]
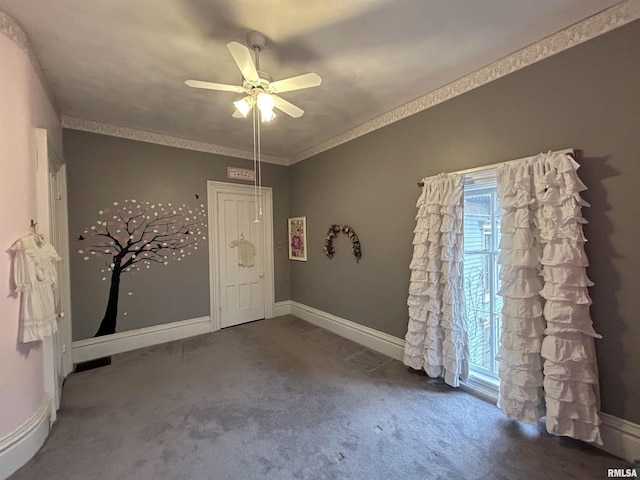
[{"left": 10, "top": 315, "right": 633, "bottom": 480}]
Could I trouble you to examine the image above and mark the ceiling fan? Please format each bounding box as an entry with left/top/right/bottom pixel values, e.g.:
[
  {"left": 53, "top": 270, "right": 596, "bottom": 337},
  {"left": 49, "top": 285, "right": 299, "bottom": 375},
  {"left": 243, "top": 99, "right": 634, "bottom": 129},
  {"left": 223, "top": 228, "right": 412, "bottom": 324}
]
[{"left": 185, "top": 31, "right": 321, "bottom": 122}]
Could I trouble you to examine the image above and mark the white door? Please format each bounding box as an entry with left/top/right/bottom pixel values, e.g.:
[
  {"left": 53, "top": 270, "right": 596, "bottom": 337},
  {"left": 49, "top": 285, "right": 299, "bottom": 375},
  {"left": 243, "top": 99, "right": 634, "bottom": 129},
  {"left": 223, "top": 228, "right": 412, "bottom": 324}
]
[
  {"left": 208, "top": 182, "right": 274, "bottom": 330},
  {"left": 36, "top": 129, "right": 73, "bottom": 421}
]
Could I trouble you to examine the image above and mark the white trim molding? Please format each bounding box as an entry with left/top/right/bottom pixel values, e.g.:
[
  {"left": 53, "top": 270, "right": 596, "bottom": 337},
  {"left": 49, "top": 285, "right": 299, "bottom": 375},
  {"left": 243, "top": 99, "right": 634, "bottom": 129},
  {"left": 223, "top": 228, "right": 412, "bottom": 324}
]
[
  {"left": 5, "top": 3, "right": 640, "bottom": 165},
  {"left": 61, "top": 116, "right": 289, "bottom": 166},
  {"left": 0, "top": 9, "right": 30, "bottom": 51},
  {"left": 289, "top": 301, "right": 405, "bottom": 361},
  {"left": 462, "top": 370, "right": 500, "bottom": 405},
  {"left": 273, "top": 300, "right": 292, "bottom": 318},
  {"left": 0, "top": 10, "right": 60, "bottom": 115},
  {"left": 72, "top": 316, "right": 210, "bottom": 364},
  {"left": 287, "top": 300, "right": 640, "bottom": 464},
  {"left": 290, "top": 0, "right": 640, "bottom": 163},
  {"left": 207, "top": 181, "right": 275, "bottom": 332},
  {"left": 600, "top": 413, "right": 640, "bottom": 465},
  {"left": 0, "top": 396, "right": 50, "bottom": 480}
]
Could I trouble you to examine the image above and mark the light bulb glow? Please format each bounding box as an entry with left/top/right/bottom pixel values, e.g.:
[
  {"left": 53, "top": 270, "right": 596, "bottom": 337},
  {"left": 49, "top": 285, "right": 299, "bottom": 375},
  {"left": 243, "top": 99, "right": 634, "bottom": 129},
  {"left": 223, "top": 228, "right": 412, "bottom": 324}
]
[
  {"left": 261, "top": 110, "right": 276, "bottom": 122},
  {"left": 257, "top": 92, "right": 274, "bottom": 112},
  {"left": 233, "top": 97, "right": 253, "bottom": 117}
]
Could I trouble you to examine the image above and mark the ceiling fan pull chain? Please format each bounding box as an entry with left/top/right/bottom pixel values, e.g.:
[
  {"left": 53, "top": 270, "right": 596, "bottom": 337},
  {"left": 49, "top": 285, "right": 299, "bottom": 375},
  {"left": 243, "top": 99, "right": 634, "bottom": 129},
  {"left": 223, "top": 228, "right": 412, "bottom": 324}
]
[
  {"left": 253, "top": 106, "right": 259, "bottom": 223},
  {"left": 257, "top": 110, "right": 263, "bottom": 217},
  {"left": 258, "top": 128, "right": 263, "bottom": 217}
]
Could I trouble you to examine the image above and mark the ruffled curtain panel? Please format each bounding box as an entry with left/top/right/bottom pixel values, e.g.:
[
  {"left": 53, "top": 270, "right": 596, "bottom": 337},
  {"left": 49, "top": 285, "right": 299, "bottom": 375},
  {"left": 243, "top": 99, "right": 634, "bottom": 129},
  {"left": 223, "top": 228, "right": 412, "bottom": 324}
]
[
  {"left": 404, "top": 173, "right": 469, "bottom": 387},
  {"left": 497, "top": 151, "right": 601, "bottom": 444},
  {"left": 405, "top": 151, "right": 601, "bottom": 445}
]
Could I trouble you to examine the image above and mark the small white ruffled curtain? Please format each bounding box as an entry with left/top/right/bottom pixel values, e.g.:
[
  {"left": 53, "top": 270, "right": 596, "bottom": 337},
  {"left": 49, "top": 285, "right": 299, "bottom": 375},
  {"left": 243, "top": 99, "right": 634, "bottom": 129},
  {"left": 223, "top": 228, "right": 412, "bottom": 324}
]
[
  {"left": 497, "top": 151, "right": 602, "bottom": 444},
  {"left": 404, "top": 173, "right": 469, "bottom": 387}
]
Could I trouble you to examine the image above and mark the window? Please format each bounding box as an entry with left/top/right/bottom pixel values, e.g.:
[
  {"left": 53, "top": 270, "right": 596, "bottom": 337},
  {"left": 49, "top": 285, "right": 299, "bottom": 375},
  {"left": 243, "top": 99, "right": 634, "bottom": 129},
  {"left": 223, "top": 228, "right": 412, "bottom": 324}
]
[{"left": 463, "top": 169, "right": 502, "bottom": 386}]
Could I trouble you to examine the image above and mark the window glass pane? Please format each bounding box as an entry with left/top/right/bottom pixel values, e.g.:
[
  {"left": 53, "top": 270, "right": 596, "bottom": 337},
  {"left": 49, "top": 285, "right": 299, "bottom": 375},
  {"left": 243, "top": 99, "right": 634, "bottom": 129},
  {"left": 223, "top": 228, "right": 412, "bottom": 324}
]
[
  {"left": 463, "top": 172, "right": 500, "bottom": 379},
  {"left": 466, "top": 308, "right": 491, "bottom": 370},
  {"left": 464, "top": 195, "right": 491, "bottom": 217}
]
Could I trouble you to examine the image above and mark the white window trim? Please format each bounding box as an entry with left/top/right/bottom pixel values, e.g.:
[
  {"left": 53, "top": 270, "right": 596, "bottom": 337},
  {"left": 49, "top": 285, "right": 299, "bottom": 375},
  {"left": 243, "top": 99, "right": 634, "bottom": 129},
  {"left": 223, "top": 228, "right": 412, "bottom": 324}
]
[
  {"left": 462, "top": 368, "right": 499, "bottom": 403},
  {"left": 463, "top": 172, "right": 501, "bottom": 401}
]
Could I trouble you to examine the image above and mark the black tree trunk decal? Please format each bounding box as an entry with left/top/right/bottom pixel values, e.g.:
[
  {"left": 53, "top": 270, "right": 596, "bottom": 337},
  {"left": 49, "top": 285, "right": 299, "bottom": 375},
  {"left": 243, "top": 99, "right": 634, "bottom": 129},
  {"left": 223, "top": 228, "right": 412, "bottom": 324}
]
[
  {"left": 77, "top": 200, "right": 207, "bottom": 338},
  {"left": 95, "top": 263, "right": 122, "bottom": 337}
]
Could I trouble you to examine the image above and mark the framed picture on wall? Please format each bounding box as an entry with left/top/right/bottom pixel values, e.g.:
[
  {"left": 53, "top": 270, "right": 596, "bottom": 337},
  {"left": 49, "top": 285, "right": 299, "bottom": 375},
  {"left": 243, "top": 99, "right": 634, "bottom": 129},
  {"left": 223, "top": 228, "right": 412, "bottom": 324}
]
[{"left": 288, "top": 216, "right": 307, "bottom": 261}]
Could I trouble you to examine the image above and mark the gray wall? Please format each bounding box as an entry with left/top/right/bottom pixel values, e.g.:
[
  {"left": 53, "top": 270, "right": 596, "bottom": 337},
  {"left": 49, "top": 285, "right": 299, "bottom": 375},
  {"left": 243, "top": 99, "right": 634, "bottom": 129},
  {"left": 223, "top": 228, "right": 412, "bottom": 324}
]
[
  {"left": 290, "top": 21, "right": 640, "bottom": 424},
  {"left": 65, "top": 130, "right": 290, "bottom": 341}
]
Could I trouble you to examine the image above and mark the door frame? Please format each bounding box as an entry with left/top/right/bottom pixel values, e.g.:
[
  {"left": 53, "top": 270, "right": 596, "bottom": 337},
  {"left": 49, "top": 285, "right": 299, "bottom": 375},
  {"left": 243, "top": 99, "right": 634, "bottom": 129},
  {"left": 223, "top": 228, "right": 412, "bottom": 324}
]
[
  {"left": 207, "top": 181, "right": 275, "bottom": 332},
  {"left": 35, "top": 128, "right": 73, "bottom": 420}
]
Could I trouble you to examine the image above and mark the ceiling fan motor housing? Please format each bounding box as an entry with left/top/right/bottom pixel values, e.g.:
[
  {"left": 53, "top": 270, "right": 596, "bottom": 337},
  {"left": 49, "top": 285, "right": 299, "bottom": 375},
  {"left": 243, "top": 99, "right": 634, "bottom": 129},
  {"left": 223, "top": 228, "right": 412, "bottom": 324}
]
[
  {"left": 247, "top": 31, "right": 267, "bottom": 51},
  {"left": 243, "top": 71, "right": 273, "bottom": 96},
  {"left": 185, "top": 29, "right": 318, "bottom": 119}
]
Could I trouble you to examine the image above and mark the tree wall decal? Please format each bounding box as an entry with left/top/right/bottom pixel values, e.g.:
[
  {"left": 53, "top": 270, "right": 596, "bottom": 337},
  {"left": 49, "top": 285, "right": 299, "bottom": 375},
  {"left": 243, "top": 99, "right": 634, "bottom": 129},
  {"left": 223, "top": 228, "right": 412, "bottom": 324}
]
[{"left": 77, "top": 199, "right": 207, "bottom": 337}]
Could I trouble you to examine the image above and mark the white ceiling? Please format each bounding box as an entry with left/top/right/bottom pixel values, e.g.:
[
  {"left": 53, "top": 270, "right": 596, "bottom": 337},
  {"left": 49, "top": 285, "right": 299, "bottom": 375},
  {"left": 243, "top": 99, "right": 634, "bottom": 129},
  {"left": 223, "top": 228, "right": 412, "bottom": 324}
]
[{"left": 0, "top": 0, "right": 624, "bottom": 162}]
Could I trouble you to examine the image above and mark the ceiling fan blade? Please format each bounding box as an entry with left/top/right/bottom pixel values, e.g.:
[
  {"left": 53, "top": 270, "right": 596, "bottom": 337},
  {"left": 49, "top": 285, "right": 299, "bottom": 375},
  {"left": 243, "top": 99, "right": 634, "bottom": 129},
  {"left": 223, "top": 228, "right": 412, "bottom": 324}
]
[
  {"left": 185, "top": 79, "right": 244, "bottom": 93},
  {"left": 272, "top": 95, "right": 304, "bottom": 118},
  {"left": 227, "top": 41, "right": 259, "bottom": 83},
  {"left": 270, "top": 73, "right": 321, "bottom": 93}
]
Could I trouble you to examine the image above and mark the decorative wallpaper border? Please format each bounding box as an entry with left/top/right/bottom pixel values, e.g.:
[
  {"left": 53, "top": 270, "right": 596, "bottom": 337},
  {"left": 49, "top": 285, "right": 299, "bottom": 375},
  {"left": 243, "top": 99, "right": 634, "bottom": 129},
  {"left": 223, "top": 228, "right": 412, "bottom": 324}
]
[
  {"left": 0, "top": 9, "right": 29, "bottom": 49},
  {"left": 61, "top": 116, "right": 289, "bottom": 166},
  {"left": 290, "top": 0, "right": 640, "bottom": 164},
  {"left": 0, "top": 8, "right": 287, "bottom": 166},
  {"left": 4, "top": 2, "right": 639, "bottom": 166},
  {"left": 0, "top": 9, "right": 60, "bottom": 115}
]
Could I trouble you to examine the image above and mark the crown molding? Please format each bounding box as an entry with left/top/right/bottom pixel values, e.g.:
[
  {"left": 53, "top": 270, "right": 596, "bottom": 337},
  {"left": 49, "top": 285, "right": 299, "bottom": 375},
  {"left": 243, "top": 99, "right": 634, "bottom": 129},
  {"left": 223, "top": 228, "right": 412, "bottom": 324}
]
[
  {"left": 61, "top": 116, "right": 290, "bottom": 166},
  {"left": 0, "top": 9, "right": 61, "bottom": 116},
  {"left": 0, "top": 9, "right": 29, "bottom": 49},
  {"left": 290, "top": 0, "right": 640, "bottom": 164},
  {"left": 5, "top": 2, "right": 639, "bottom": 166}
]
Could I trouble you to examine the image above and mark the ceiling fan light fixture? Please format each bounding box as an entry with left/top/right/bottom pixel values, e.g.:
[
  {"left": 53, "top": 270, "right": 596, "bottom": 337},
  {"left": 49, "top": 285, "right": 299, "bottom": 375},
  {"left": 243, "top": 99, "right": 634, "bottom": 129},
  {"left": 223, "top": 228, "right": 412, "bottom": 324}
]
[
  {"left": 183, "top": 31, "right": 321, "bottom": 223},
  {"left": 261, "top": 109, "right": 276, "bottom": 123},
  {"left": 233, "top": 97, "right": 254, "bottom": 117},
  {"left": 257, "top": 92, "right": 275, "bottom": 117}
]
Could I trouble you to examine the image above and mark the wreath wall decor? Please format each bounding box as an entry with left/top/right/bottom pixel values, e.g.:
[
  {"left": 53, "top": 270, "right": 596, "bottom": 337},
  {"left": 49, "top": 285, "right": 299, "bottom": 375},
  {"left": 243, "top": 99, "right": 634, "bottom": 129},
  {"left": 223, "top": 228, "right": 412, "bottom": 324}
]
[{"left": 323, "top": 224, "right": 362, "bottom": 262}]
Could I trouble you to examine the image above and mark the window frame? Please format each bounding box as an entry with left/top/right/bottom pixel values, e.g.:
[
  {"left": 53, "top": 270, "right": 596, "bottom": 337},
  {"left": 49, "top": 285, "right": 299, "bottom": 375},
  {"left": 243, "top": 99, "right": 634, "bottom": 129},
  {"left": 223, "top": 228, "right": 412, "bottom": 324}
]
[
  {"left": 450, "top": 149, "right": 573, "bottom": 402},
  {"left": 462, "top": 171, "right": 500, "bottom": 400}
]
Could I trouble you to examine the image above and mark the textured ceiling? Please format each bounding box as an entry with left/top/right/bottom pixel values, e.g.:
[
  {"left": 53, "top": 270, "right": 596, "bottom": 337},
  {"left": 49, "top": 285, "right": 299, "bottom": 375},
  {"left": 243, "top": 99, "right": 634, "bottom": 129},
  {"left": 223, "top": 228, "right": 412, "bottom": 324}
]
[{"left": 0, "top": 0, "right": 624, "bottom": 162}]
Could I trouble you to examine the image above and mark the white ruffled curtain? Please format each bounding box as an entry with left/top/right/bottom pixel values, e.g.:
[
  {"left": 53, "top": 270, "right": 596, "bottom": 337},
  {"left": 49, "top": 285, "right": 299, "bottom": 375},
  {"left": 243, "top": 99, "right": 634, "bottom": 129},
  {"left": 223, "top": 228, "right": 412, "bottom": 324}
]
[
  {"left": 497, "top": 151, "right": 602, "bottom": 444},
  {"left": 404, "top": 173, "right": 469, "bottom": 387}
]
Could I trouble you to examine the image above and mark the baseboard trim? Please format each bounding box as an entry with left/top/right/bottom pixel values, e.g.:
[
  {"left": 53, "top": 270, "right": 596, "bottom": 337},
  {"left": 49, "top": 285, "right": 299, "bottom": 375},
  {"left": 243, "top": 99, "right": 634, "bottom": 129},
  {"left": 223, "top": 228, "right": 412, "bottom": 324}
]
[
  {"left": 273, "top": 300, "right": 292, "bottom": 317},
  {"left": 72, "top": 316, "right": 211, "bottom": 364},
  {"left": 0, "top": 396, "right": 50, "bottom": 480},
  {"left": 287, "top": 300, "right": 640, "bottom": 464},
  {"left": 600, "top": 413, "right": 640, "bottom": 465},
  {"left": 289, "top": 301, "right": 405, "bottom": 361}
]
